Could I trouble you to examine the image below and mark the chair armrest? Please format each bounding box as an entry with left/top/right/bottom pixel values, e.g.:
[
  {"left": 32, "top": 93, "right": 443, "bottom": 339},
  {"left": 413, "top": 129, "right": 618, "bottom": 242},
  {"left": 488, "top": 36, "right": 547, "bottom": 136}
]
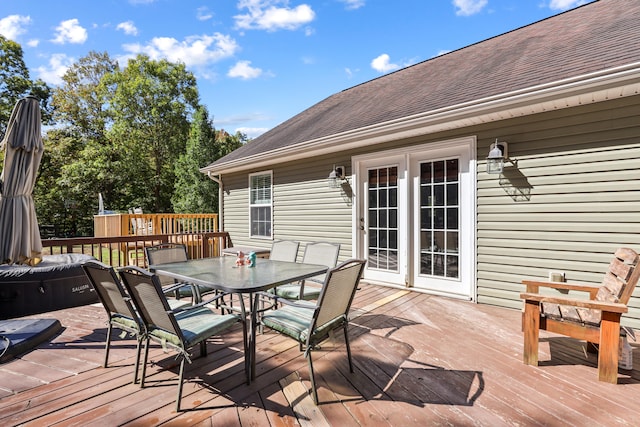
[
  {"left": 163, "top": 281, "right": 194, "bottom": 293},
  {"left": 255, "top": 291, "right": 315, "bottom": 310},
  {"left": 522, "top": 280, "right": 601, "bottom": 298},
  {"left": 276, "top": 298, "right": 316, "bottom": 310},
  {"left": 520, "top": 292, "right": 628, "bottom": 314},
  {"left": 171, "top": 291, "right": 229, "bottom": 313}
]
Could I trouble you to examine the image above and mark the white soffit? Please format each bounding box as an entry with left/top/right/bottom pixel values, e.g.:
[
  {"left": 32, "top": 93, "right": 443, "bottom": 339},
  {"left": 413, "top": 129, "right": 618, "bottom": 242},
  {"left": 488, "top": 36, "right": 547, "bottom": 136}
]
[{"left": 205, "top": 63, "right": 640, "bottom": 175}]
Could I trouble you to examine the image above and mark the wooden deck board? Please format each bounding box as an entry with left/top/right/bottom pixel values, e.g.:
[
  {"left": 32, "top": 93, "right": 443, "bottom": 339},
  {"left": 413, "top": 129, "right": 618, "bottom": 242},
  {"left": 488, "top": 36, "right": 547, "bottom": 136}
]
[{"left": 2, "top": 283, "right": 640, "bottom": 425}]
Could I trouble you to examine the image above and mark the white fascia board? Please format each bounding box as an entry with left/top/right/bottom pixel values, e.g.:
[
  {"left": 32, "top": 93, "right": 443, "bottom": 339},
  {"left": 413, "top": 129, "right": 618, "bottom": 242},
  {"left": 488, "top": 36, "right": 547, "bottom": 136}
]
[{"left": 202, "top": 62, "right": 640, "bottom": 176}]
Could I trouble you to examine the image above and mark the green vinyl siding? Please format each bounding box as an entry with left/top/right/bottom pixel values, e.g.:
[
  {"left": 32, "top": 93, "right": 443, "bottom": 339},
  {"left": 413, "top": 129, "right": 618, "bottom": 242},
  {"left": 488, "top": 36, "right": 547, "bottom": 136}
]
[
  {"left": 220, "top": 95, "right": 640, "bottom": 328},
  {"left": 476, "top": 96, "right": 640, "bottom": 328},
  {"left": 221, "top": 153, "right": 353, "bottom": 261}
]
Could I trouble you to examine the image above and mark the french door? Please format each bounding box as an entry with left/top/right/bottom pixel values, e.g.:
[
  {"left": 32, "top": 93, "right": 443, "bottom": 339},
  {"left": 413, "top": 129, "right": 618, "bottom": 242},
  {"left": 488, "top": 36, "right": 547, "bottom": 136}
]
[{"left": 355, "top": 137, "right": 476, "bottom": 300}]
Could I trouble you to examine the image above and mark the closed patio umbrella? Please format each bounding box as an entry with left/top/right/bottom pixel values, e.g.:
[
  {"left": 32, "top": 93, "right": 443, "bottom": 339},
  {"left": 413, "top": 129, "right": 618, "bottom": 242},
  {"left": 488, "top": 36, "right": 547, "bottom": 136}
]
[{"left": 0, "top": 96, "right": 44, "bottom": 266}]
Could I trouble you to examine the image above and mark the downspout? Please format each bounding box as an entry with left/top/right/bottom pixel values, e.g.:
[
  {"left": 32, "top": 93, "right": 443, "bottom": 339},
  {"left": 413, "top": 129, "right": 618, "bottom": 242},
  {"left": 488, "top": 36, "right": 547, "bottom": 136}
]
[{"left": 207, "top": 172, "right": 224, "bottom": 232}]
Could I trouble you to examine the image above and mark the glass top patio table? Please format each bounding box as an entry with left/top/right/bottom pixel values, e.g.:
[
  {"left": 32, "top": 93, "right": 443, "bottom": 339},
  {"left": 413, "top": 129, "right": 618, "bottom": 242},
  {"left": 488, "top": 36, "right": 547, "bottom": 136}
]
[
  {"left": 149, "top": 256, "right": 327, "bottom": 294},
  {"left": 149, "top": 256, "right": 328, "bottom": 382}
]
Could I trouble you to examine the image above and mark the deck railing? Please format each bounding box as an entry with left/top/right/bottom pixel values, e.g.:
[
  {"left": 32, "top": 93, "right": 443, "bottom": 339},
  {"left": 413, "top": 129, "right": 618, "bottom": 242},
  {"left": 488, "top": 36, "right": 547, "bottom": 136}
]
[
  {"left": 41, "top": 231, "right": 233, "bottom": 268},
  {"left": 94, "top": 213, "right": 218, "bottom": 238}
]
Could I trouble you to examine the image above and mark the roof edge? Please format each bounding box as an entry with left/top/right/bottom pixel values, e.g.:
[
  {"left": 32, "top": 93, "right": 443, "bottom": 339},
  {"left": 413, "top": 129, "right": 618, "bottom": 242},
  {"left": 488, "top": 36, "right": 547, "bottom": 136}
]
[{"left": 202, "top": 61, "right": 640, "bottom": 176}]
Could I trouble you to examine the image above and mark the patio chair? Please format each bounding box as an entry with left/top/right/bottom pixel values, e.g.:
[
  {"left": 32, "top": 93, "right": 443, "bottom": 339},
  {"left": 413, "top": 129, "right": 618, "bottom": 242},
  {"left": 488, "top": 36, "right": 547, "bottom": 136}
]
[
  {"left": 269, "top": 240, "right": 300, "bottom": 262},
  {"left": 260, "top": 259, "right": 366, "bottom": 404},
  {"left": 145, "top": 243, "right": 215, "bottom": 303},
  {"left": 82, "top": 260, "right": 191, "bottom": 384},
  {"left": 81, "top": 260, "right": 146, "bottom": 384},
  {"left": 273, "top": 242, "right": 340, "bottom": 300},
  {"left": 520, "top": 247, "right": 640, "bottom": 384},
  {"left": 118, "top": 265, "right": 247, "bottom": 412}
]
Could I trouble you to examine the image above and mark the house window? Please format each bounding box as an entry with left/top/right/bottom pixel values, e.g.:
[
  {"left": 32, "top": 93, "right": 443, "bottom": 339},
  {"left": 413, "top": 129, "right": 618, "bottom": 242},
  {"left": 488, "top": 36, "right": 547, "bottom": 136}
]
[{"left": 249, "top": 172, "right": 272, "bottom": 238}]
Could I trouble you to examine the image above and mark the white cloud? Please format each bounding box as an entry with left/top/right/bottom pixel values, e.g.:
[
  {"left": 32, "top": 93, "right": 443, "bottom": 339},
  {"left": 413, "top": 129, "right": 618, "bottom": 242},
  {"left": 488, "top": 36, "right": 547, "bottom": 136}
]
[
  {"left": 116, "top": 21, "right": 138, "bottom": 36},
  {"left": 452, "top": 0, "right": 488, "bottom": 16},
  {"left": 340, "top": 0, "right": 365, "bottom": 10},
  {"left": 371, "top": 54, "right": 399, "bottom": 73},
  {"left": 35, "top": 53, "right": 75, "bottom": 85},
  {"left": 345, "top": 67, "right": 360, "bottom": 78},
  {"left": 197, "top": 7, "right": 213, "bottom": 21},
  {"left": 51, "top": 19, "right": 88, "bottom": 44},
  {"left": 236, "top": 126, "right": 269, "bottom": 139},
  {"left": 0, "top": 15, "right": 31, "bottom": 40},
  {"left": 26, "top": 39, "right": 39, "bottom": 47},
  {"left": 548, "top": 0, "right": 588, "bottom": 11},
  {"left": 228, "top": 60, "right": 263, "bottom": 79},
  {"left": 122, "top": 33, "right": 239, "bottom": 67},
  {"left": 235, "top": 0, "right": 315, "bottom": 31}
]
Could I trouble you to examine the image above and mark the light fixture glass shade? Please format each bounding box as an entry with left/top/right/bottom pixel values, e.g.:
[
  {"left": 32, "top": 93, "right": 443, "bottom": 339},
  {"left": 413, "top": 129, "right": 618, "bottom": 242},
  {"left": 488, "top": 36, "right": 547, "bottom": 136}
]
[
  {"left": 328, "top": 165, "right": 346, "bottom": 188},
  {"left": 486, "top": 144, "right": 505, "bottom": 174},
  {"left": 486, "top": 157, "right": 504, "bottom": 174},
  {"left": 327, "top": 169, "right": 340, "bottom": 188}
]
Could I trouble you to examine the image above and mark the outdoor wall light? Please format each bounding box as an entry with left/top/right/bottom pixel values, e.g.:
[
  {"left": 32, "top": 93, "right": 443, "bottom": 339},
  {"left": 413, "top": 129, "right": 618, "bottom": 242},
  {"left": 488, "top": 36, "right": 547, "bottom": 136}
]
[
  {"left": 328, "top": 165, "right": 346, "bottom": 188},
  {"left": 486, "top": 139, "right": 508, "bottom": 174}
]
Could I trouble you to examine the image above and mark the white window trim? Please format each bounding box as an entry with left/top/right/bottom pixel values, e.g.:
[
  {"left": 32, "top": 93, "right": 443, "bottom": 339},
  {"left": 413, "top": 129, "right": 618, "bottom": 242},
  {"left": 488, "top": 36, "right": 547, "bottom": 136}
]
[{"left": 248, "top": 170, "right": 273, "bottom": 239}]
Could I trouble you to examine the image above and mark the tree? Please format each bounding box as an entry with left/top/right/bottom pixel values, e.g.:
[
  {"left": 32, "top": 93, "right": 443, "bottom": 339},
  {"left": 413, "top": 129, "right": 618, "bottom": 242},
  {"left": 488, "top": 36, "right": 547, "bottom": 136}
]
[
  {"left": 104, "top": 55, "right": 200, "bottom": 213},
  {"left": 35, "top": 52, "right": 118, "bottom": 235},
  {"left": 0, "top": 35, "right": 52, "bottom": 140},
  {"left": 172, "top": 108, "right": 247, "bottom": 213},
  {"left": 52, "top": 51, "right": 117, "bottom": 143},
  {"left": 34, "top": 128, "right": 85, "bottom": 236}
]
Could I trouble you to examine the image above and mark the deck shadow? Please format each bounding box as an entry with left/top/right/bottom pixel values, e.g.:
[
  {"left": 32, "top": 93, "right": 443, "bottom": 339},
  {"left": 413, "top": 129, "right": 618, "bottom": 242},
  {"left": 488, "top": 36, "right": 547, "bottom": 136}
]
[{"left": 539, "top": 336, "right": 640, "bottom": 384}]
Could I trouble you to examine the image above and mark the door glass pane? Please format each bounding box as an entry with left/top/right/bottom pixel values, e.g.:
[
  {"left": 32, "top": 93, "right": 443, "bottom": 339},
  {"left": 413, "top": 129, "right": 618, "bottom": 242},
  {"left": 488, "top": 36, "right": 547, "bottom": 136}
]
[
  {"left": 379, "top": 210, "right": 387, "bottom": 228},
  {"left": 369, "top": 169, "right": 378, "bottom": 188},
  {"left": 378, "top": 189, "right": 387, "bottom": 207},
  {"left": 446, "top": 183, "right": 458, "bottom": 205},
  {"left": 434, "top": 161, "right": 445, "bottom": 183},
  {"left": 389, "top": 188, "right": 398, "bottom": 207},
  {"left": 419, "top": 159, "right": 459, "bottom": 279},
  {"left": 434, "top": 184, "right": 445, "bottom": 206},
  {"left": 389, "top": 167, "right": 398, "bottom": 186},
  {"left": 389, "top": 208, "right": 397, "bottom": 228},
  {"left": 367, "top": 166, "right": 399, "bottom": 272},
  {"left": 421, "top": 186, "right": 431, "bottom": 207}
]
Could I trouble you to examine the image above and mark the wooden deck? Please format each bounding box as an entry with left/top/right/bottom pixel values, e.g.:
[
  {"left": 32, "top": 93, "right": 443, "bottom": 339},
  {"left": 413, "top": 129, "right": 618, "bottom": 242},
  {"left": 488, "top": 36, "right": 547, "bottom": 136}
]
[{"left": 2, "top": 283, "right": 640, "bottom": 426}]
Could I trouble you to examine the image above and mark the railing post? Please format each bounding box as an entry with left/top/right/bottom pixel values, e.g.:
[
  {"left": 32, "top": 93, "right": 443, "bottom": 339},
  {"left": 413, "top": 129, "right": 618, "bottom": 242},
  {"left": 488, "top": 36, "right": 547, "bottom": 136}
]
[{"left": 202, "top": 234, "right": 210, "bottom": 258}]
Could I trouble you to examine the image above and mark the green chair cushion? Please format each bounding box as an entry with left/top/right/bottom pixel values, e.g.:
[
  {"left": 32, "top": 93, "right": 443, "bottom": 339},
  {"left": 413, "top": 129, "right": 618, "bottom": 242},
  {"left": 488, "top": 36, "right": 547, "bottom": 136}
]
[
  {"left": 167, "top": 299, "right": 191, "bottom": 310},
  {"left": 111, "top": 300, "right": 188, "bottom": 334},
  {"left": 111, "top": 313, "right": 140, "bottom": 332},
  {"left": 274, "top": 283, "right": 321, "bottom": 300},
  {"left": 262, "top": 305, "right": 313, "bottom": 342},
  {"left": 262, "top": 304, "right": 345, "bottom": 344},
  {"left": 149, "top": 307, "right": 239, "bottom": 348}
]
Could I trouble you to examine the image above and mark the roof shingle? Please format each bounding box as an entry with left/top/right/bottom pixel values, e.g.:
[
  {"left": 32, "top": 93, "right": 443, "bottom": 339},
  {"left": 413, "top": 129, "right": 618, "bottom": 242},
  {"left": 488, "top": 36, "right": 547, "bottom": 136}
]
[{"left": 211, "top": 0, "right": 640, "bottom": 167}]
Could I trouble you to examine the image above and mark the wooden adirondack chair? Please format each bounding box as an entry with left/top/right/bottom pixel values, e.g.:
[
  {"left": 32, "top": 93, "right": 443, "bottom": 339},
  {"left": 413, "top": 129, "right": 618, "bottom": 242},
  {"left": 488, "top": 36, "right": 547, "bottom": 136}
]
[{"left": 520, "top": 247, "right": 640, "bottom": 383}]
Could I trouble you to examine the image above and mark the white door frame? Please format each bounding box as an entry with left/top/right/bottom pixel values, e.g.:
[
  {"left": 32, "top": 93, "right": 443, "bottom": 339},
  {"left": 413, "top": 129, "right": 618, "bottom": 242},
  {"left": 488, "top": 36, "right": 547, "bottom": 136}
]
[{"left": 352, "top": 136, "right": 477, "bottom": 300}]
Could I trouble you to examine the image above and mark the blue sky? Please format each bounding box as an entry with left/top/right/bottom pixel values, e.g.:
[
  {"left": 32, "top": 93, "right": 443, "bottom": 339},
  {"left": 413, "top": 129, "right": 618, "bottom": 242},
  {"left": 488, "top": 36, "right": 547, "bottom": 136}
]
[{"left": 0, "top": 0, "right": 593, "bottom": 139}]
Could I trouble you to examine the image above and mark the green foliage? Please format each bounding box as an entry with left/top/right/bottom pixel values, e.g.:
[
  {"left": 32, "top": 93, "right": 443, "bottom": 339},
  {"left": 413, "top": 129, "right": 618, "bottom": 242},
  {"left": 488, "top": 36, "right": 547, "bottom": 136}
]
[
  {"left": 52, "top": 51, "right": 117, "bottom": 142},
  {"left": 6, "top": 44, "right": 247, "bottom": 236},
  {"left": 172, "top": 106, "right": 218, "bottom": 213},
  {"left": 34, "top": 52, "right": 118, "bottom": 235},
  {"left": 34, "top": 129, "right": 88, "bottom": 236},
  {"left": 0, "top": 35, "right": 52, "bottom": 141},
  {"left": 104, "top": 55, "right": 200, "bottom": 213},
  {"left": 172, "top": 107, "right": 247, "bottom": 213}
]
